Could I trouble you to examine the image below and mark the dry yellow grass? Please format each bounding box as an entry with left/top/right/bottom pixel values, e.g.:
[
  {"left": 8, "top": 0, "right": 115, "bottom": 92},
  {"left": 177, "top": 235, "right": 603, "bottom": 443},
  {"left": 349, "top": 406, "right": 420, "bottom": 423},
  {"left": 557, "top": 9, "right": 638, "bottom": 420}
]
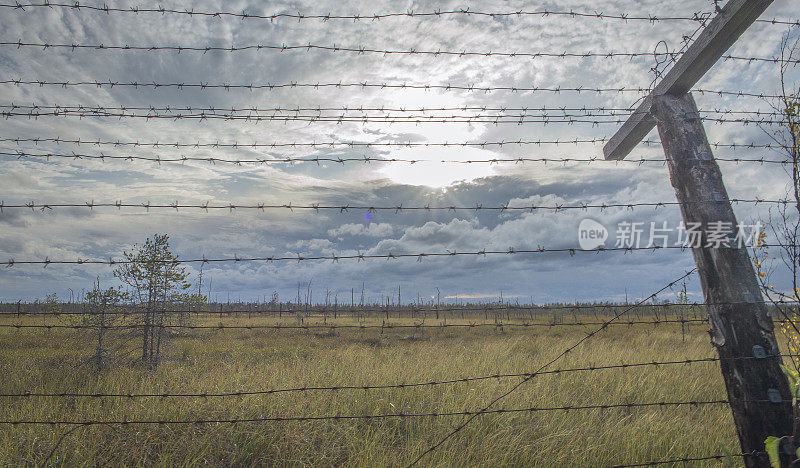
[{"left": 0, "top": 313, "right": 756, "bottom": 466}]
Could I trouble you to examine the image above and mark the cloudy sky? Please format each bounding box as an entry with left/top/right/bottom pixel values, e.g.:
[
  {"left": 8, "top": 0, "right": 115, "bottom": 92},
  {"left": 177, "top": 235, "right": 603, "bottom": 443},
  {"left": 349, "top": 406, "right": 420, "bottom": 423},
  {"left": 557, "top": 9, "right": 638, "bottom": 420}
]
[{"left": 0, "top": 0, "right": 797, "bottom": 304}]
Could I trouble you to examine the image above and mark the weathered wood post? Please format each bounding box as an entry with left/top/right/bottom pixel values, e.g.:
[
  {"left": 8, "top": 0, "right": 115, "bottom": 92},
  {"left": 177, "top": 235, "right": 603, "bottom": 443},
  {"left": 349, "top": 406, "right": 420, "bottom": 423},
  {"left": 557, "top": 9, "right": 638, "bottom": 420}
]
[
  {"left": 603, "top": 1, "right": 793, "bottom": 463},
  {"left": 652, "top": 93, "right": 792, "bottom": 464}
]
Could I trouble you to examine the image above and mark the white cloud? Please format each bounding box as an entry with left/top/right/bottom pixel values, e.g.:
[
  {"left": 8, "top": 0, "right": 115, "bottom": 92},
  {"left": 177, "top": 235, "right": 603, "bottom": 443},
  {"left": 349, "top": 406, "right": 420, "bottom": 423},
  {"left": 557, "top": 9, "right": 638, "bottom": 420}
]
[
  {"left": 328, "top": 222, "right": 395, "bottom": 238},
  {"left": 286, "top": 238, "right": 335, "bottom": 251},
  {"left": 0, "top": 0, "right": 797, "bottom": 301}
]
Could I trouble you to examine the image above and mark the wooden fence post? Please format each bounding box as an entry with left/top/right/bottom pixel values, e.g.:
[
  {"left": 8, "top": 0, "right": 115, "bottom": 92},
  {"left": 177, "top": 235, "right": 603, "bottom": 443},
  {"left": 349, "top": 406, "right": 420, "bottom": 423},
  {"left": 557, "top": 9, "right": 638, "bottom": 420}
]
[{"left": 653, "top": 92, "right": 792, "bottom": 465}]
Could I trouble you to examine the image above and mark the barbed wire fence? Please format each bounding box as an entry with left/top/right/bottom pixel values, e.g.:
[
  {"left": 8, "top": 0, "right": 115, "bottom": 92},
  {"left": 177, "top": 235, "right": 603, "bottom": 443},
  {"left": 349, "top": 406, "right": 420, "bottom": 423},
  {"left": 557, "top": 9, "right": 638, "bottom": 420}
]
[
  {"left": 0, "top": 1, "right": 797, "bottom": 466},
  {"left": 0, "top": 1, "right": 795, "bottom": 27},
  {"left": 6, "top": 268, "right": 769, "bottom": 466}
]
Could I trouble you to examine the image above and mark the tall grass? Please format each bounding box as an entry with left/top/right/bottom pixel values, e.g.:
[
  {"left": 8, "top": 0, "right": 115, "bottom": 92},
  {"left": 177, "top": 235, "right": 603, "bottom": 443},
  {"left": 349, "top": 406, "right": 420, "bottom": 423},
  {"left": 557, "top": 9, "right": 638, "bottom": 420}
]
[{"left": 0, "top": 314, "right": 748, "bottom": 466}]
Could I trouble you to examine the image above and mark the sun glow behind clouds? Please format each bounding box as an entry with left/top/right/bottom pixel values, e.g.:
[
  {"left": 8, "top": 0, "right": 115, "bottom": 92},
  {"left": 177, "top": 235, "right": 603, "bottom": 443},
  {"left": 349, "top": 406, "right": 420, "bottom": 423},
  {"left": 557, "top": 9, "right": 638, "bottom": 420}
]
[
  {"left": 366, "top": 90, "right": 504, "bottom": 188},
  {"left": 355, "top": 87, "right": 499, "bottom": 187},
  {"left": 377, "top": 146, "right": 497, "bottom": 187}
]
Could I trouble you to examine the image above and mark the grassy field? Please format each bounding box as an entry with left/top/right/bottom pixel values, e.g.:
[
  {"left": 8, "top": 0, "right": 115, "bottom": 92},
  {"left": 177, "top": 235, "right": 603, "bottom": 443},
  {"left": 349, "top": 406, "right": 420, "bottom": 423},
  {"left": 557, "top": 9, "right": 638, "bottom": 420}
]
[{"left": 0, "top": 312, "right": 756, "bottom": 467}]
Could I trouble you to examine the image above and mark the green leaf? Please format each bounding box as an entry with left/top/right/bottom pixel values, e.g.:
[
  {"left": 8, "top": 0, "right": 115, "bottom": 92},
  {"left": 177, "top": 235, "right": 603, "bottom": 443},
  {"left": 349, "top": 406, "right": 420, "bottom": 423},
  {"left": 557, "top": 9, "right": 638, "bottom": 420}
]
[
  {"left": 782, "top": 364, "right": 799, "bottom": 388},
  {"left": 765, "top": 436, "right": 780, "bottom": 468}
]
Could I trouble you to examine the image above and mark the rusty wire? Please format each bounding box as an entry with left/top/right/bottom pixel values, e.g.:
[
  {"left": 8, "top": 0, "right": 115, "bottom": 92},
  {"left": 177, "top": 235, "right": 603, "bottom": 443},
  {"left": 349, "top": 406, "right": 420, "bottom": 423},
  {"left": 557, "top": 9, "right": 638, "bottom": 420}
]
[
  {"left": 1, "top": 149, "right": 791, "bottom": 167},
  {"left": 0, "top": 399, "right": 744, "bottom": 426},
  {"left": 1, "top": 41, "right": 796, "bottom": 66},
  {"left": 0, "top": 79, "right": 786, "bottom": 100},
  {"left": 0, "top": 317, "right": 710, "bottom": 330},
  {"left": 0, "top": 136, "right": 784, "bottom": 151},
  {"left": 0, "top": 299, "right": 770, "bottom": 316},
  {"left": 5, "top": 355, "right": 793, "bottom": 399},
  {"left": 0, "top": 3, "right": 735, "bottom": 24},
  {"left": 0, "top": 198, "right": 790, "bottom": 213}
]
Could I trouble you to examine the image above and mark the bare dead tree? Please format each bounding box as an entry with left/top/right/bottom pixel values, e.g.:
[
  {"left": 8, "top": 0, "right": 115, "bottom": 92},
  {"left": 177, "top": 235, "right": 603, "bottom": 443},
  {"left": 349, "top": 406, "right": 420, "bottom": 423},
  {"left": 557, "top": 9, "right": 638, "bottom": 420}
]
[{"left": 79, "top": 278, "right": 130, "bottom": 370}]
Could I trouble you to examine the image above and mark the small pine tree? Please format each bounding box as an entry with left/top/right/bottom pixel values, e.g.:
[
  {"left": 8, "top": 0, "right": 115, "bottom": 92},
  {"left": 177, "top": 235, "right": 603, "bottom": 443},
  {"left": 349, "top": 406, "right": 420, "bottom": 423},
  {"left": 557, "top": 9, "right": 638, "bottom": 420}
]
[{"left": 113, "top": 234, "right": 191, "bottom": 367}]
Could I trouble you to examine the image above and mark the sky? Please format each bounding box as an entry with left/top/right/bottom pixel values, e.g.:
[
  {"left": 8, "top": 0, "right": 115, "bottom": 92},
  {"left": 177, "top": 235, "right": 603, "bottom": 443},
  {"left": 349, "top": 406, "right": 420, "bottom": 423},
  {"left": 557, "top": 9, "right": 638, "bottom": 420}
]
[{"left": 0, "top": 0, "right": 798, "bottom": 304}]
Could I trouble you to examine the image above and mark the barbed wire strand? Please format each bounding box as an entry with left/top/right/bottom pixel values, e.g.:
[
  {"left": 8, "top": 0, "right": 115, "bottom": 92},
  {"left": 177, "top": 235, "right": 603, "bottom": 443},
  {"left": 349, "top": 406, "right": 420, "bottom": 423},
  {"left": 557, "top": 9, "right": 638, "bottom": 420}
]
[
  {"left": 1, "top": 41, "right": 796, "bottom": 65},
  {"left": 608, "top": 452, "right": 766, "bottom": 467},
  {"left": 0, "top": 317, "right": 710, "bottom": 330},
  {"left": 2, "top": 355, "right": 794, "bottom": 399},
  {"left": 0, "top": 3, "right": 743, "bottom": 24},
  {"left": 0, "top": 110, "right": 785, "bottom": 126},
  {"left": 405, "top": 269, "right": 697, "bottom": 466},
  {"left": 0, "top": 136, "right": 784, "bottom": 151},
  {"left": 4, "top": 299, "right": 778, "bottom": 316},
  {"left": 0, "top": 198, "right": 790, "bottom": 214},
  {"left": 0, "top": 104, "right": 786, "bottom": 116},
  {"left": 10, "top": 3, "right": 798, "bottom": 29},
  {"left": 4, "top": 246, "right": 791, "bottom": 268},
  {"left": 1, "top": 149, "right": 791, "bottom": 167},
  {"left": 0, "top": 80, "right": 786, "bottom": 100},
  {"left": 0, "top": 399, "right": 749, "bottom": 426}
]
